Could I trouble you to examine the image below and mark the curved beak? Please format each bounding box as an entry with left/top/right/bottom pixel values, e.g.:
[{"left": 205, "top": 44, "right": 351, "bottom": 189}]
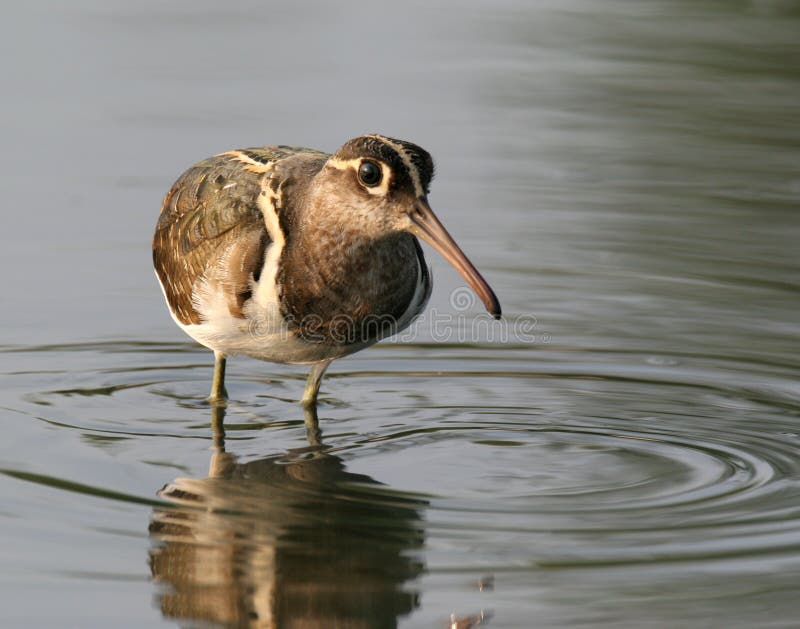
[{"left": 407, "top": 198, "right": 501, "bottom": 319}]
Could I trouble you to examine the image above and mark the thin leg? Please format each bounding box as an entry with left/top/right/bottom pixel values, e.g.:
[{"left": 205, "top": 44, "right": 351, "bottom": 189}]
[
  {"left": 301, "top": 360, "right": 331, "bottom": 408},
  {"left": 209, "top": 350, "right": 228, "bottom": 402},
  {"left": 303, "top": 404, "right": 323, "bottom": 448}
]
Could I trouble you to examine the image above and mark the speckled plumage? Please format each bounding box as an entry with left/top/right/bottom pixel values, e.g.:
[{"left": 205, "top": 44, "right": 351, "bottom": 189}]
[{"left": 153, "top": 134, "right": 498, "bottom": 407}]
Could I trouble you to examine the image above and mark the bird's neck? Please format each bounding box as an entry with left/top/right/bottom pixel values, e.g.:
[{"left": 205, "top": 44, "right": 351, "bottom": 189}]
[{"left": 277, "top": 221, "right": 420, "bottom": 344}]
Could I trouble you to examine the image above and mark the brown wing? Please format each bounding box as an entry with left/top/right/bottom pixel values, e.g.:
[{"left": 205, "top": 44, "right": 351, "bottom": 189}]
[{"left": 152, "top": 154, "right": 270, "bottom": 325}]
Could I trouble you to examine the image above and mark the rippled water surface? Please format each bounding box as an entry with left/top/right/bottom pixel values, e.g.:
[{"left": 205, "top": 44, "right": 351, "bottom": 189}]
[{"left": 2, "top": 1, "right": 799, "bottom": 627}]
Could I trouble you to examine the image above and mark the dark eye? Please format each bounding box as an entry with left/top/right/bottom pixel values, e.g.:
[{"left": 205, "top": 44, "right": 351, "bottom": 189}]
[{"left": 358, "top": 160, "right": 382, "bottom": 187}]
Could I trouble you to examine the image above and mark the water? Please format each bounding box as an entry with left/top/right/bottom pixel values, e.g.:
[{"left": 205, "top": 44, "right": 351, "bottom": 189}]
[{"left": 1, "top": 1, "right": 799, "bottom": 627}]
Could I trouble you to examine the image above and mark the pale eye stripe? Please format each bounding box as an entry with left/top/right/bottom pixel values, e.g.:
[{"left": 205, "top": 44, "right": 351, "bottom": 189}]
[
  {"left": 326, "top": 157, "right": 392, "bottom": 196},
  {"left": 367, "top": 134, "right": 424, "bottom": 198}
]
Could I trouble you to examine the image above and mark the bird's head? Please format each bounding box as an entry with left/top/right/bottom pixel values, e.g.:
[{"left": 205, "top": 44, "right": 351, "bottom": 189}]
[{"left": 314, "top": 134, "right": 501, "bottom": 319}]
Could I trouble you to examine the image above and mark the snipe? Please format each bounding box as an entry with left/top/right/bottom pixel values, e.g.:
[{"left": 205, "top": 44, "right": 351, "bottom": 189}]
[{"left": 153, "top": 134, "right": 500, "bottom": 408}]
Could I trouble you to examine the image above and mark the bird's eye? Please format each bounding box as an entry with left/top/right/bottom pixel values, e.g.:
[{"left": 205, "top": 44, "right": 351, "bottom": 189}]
[{"left": 358, "top": 160, "right": 382, "bottom": 187}]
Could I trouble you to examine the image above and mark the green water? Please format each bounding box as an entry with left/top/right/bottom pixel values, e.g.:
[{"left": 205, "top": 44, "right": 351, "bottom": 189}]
[{"left": 1, "top": 1, "right": 799, "bottom": 627}]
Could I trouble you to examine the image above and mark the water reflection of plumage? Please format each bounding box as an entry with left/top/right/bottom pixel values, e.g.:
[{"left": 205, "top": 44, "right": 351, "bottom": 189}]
[{"left": 148, "top": 411, "right": 426, "bottom": 628}]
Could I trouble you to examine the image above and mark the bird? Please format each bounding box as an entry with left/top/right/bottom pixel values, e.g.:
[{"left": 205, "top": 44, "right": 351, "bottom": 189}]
[{"left": 153, "top": 134, "right": 501, "bottom": 409}]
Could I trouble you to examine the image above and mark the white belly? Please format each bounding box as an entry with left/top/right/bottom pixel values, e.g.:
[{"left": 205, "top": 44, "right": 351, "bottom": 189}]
[{"left": 162, "top": 272, "right": 376, "bottom": 365}]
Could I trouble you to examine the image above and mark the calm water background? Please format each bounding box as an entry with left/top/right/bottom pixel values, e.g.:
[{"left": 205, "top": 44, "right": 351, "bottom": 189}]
[{"left": 2, "top": 1, "right": 799, "bottom": 627}]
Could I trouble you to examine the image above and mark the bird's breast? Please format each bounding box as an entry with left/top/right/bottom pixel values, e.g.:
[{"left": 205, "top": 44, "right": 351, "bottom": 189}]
[{"left": 277, "top": 231, "right": 426, "bottom": 346}]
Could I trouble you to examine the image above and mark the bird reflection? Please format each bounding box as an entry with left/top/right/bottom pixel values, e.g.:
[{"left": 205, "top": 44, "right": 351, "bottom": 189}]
[{"left": 148, "top": 405, "right": 426, "bottom": 628}]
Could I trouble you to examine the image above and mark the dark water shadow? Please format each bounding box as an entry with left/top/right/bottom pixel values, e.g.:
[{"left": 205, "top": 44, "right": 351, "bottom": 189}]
[{"left": 148, "top": 406, "right": 427, "bottom": 628}]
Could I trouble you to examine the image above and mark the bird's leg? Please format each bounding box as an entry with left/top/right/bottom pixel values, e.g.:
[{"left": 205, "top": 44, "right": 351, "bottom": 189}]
[
  {"left": 209, "top": 350, "right": 228, "bottom": 403},
  {"left": 303, "top": 403, "right": 323, "bottom": 448},
  {"left": 301, "top": 360, "right": 331, "bottom": 408}
]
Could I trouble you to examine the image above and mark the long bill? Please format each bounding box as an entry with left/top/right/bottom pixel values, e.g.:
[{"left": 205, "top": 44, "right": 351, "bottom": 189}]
[{"left": 407, "top": 198, "right": 502, "bottom": 319}]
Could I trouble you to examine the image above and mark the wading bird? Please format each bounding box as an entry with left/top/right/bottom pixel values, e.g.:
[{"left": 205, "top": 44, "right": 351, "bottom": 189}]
[{"left": 153, "top": 134, "right": 500, "bottom": 408}]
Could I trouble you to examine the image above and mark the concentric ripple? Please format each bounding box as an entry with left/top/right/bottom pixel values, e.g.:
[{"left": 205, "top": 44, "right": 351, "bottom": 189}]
[{"left": 3, "top": 340, "right": 800, "bottom": 625}]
